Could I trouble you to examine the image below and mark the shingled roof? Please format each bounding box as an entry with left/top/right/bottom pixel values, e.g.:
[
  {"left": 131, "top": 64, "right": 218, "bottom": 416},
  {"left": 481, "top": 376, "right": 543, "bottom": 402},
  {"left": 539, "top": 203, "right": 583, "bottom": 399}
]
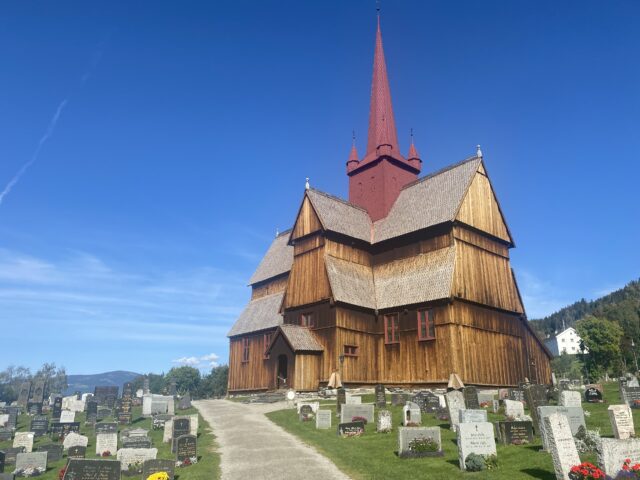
[
  {"left": 306, "top": 189, "right": 372, "bottom": 243},
  {"left": 248, "top": 230, "right": 294, "bottom": 285},
  {"left": 325, "top": 246, "right": 456, "bottom": 311},
  {"left": 273, "top": 324, "right": 324, "bottom": 352},
  {"left": 227, "top": 292, "right": 284, "bottom": 337}
]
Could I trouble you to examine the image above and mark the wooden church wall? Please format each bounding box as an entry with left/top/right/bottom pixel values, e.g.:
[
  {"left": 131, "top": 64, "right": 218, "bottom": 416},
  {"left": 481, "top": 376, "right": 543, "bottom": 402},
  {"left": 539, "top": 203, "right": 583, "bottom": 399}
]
[
  {"left": 251, "top": 274, "right": 289, "bottom": 300},
  {"left": 456, "top": 171, "right": 512, "bottom": 243},
  {"left": 453, "top": 240, "right": 524, "bottom": 313},
  {"left": 284, "top": 244, "right": 331, "bottom": 308},
  {"left": 291, "top": 197, "right": 323, "bottom": 240},
  {"left": 522, "top": 325, "right": 553, "bottom": 384},
  {"left": 293, "top": 354, "right": 322, "bottom": 391},
  {"left": 228, "top": 333, "right": 276, "bottom": 392},
  {"left": 453, "top": 225, "right": 509, "bottom": 258}
]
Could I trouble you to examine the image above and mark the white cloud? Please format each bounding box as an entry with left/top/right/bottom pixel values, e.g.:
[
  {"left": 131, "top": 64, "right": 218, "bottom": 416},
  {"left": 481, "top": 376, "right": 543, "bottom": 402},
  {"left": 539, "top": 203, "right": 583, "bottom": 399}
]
[{"left": 172, "top": 353, "right": 220, "bottom": 369}]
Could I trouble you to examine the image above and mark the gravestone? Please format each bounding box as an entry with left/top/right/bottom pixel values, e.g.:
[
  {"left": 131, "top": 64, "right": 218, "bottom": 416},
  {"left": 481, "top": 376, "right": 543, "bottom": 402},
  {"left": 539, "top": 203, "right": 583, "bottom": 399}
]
[
  {"left": 296, "top": 402, "right": 319, "bottom": 414},
  {"left": 27, "top": 402, "right": 42, "bottom": 415},
  {"left": 143, "top": 377, "right": 150, "bottom": 394},
  {"left": 93, "top": 386, "right": 119, "bottom": 408},
  {"left": 299, "top": 405, "right": 313, "bottom": 422},
  {"left": 376, "top": 410, "right": 392, "bottom": 433},
  {"left": 524, "top": 384, "right": 548, "bottom": 432},
  {"left": 463, "top": 386, "right": 480, "bottom": 410},
  {"left": 345, "top": 395, "right": 361, "bottom": 405},
  {"left": 340, "top": 404, "right": 374, "bottom": 424},
  {"left": 544, "top": 412, "right": 580, "bottom": 480},
  {"left": 504, "top": 399, "right": 525, "bottom": 418},
  {"left": 508, "top": 388, "right": 525, "bottom": 402},
  {"left": 315, "top": 410, "right": 332, "bottom": 430},
  {"left": 585, "top": 384, "right": 603, "bottom": 403},
  {"left": 459, "top": 409, "right": 487, "bottom": 424},
  {"left": 143, "top": 459, "right": 175, "bottom": 480},
  {"left": 559, "top": 379, "right": 571, "bottom": 391},
  {"left": 0, "top": 415, "right": 8, "bottom": 428},
  {"left": 30, "top": 416, "right": 48, "bottom": 437},
  {"left": 622, "top": 386, "right": 640, "bottom": 408},
  {"left": 122, "top": 436, "right": 152, "bottom": 449},
  {"left": 0, "top": 430, "right": 11, "bottom": 442},
  {"left": 477, "top": 391, "right": 495, "bottom": 405},
  {"left": 85, "top": 401, "right": 97, "bottom": 424},
  {"left": 97, "top": 408, "right": 112, "bottom": 421},
  {"left": 17, "top": 382, "right": 31, "bottom": 408},
  {"left": 559, "top": 390, "right": 582, "bottom": 408},
  {"left": 152, "top": 414, "right": 173, "bottom": 430},
  {"left": 175, "top": 435, "right": 197, "bottom": 462},
  {"left": 63, "top": 432, "right": 88, "bottom": 450},
  {"left": 496, "top": 421, "right": 534, "bottom": 445},
  {"left": 116, "top": 447, "right": 157, "bottom": 472},
  {"left": 411, "top": 391, "right": 440, "bottom": 414},
  {"left": 13, "top": 433, "right": 34, "bottom": 453},
  {"left": 30, "top": 381, "right": 45, "bottom": 405},
  {"left": 169, "top": 380, "right": 177, "bottom": 397},
  {"left": 3, "top": 447, "right": 25, "bottom": 465},
  {"left": 50, "top": 422, "right": 80, "bottom": 440},
  {"left": 537, "top": 406, "right": 586, "bottom": 451},
  {"left": 609, "top": 404, "right": 635, "bottom": 440},
  {"left": 375, "top": 384, "right": 386, "bottom": 408},
  {"left": 15, "top": 452, "right": 47, "bottom": 474},
  {"left": 337, "top": 422, "right": 364, "bottom": 436},
  {"left": 0, "top": 451, "right": 3, "bottom": 473},
  {"left": 402, "top": 402, "right": 421, "bottom": 426},
  {"left": 96, "top": 432, "right": 118, "bottom": 456},
  {"left": 456, "top": 422, "right": 497, "bottom": 470},
  {"left": 67, "top": 446, "right": 86, "bottom": 459},
  {"left": 173, "top": 418, "right": 191, "bottom": 440},
  {"left": 397, "top": 427, "right": 442, "bottom": 458},
  {"left": 598, "top": 438, "right": 640, "bottom": 478},
  {"left": 36, "top": 443, "right": 63, "bottom": 462},
  {"left": 178, "top": 393, "right": 192, "bottom": 410},
  {"left": 445, "top": 390, "right": 465, "bottom": 433},
  {"left": 62, "top": 459, "right": 121, "bottom": 480},
  {"left": 336, "top": 388, "right": 346, "bottom": 416},
  {"left": 60, "top": 410, "right": 75, "bottom": 423},
  {"left": 391, "top": 392, "right": 409, "bottom": 407},
  {"left": 491, "top": 399, "right": 500, "bottom": 414},
  {"left": 187, "top": 414, "right": 198, "bottom": 436},
  {"left": 52, "top": 397, "right": 62, "bottom": 421},
  {"left": 95, "top": 422, "right": 118, "bottom": 434}
]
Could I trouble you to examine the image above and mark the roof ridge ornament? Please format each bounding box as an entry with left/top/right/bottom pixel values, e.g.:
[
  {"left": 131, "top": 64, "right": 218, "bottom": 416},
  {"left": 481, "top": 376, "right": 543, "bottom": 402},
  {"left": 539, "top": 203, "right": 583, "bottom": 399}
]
[
  {"left": 305, "top": 177, "right": 310, "bottom": 190},
  {"left": 476, "top": 145, "right": 483, "bottom": 158}
]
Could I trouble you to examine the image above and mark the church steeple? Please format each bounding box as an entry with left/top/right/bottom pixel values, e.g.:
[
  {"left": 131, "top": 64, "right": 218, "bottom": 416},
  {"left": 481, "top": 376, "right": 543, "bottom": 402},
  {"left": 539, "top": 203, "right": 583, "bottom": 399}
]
[
  {"left": 347, "top": 16, "right": 421, "bottom": 222},
  {"left": 366, "top": 17, "right": 399, "bottom": 157}
]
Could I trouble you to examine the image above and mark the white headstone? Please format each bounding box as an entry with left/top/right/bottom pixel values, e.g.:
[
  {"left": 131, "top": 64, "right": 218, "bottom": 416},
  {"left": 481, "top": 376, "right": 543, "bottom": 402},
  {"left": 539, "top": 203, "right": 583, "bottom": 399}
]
[
  {"left": 544, "top": 412, "right": 580, "bottom": 480},
  {"left": 296, "top": 402, "right": 320, "bottom": 414},
  {"left": 142, "top": 395, "right": 153, "bottom": 416},
  {"left": 96, "top": 432, "right": 118, "bottom": 456},
  {"left": 13, "top": 432, "right": 35, "bottom": 453},
  {"left": 15, "top": 451, "right": 48, "bottom": 472},
  {"left": 537, "top": 406, "right": 586, "bottom": 450},
  {"left": 504, "top": 399, "right": 525, "bottom": 418},
  {"left": 599, "top": 438, "right": 640, "bottom": 477},
  {"left": 445, "top": 390, "right": 466, "bottom": 433},
  {"left": 63, "top": 432, "right": 88, "bottom": 450},
  {"left": 398, "top": 427, "right": 441, "bottom": 456},
  {"left": 559, "top": 390, "right": 582, "bottom": 408},
  {"left": 459, "top": 409, "right": 488, "bottom": 424},
  {"left": 316, "top": 410, "right": 332, "bottom": 429},
  {"left": 376, "top": 410, "right": 392, "bottom": 433},
  {"left": 189, "top": 414, "right": 198, "bottom": 436},
  {"left": 456, "top": 422, "right": 496, "bottom": 470},
  {"left": 60, "top": 410, "right": 76, "bottom": 423},
  {"left": 403, "top": 402, "right": 421, "bottom": 426},
  {"left": 345, "top": 395, "right": 362, "bottom": 405},
  {"left": 0, "top": 414, "right": 9, "bottom": 427},
  {"left": 116, "top": 448, "right": 158, "bottom": 471},
  {"left": 609, "top": 405, "right": 635, "bottom": 440},
  {"left": 340, "top": 404, "right": 374, "bottom": 424}
]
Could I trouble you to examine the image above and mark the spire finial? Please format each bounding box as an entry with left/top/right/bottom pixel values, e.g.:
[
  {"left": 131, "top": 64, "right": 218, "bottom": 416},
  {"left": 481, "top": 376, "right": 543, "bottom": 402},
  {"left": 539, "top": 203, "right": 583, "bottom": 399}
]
[
  {"left": 305, "top": 177, "right": 310, "bottom": 190},
  {"left": 352, "top": 130, "right": 356, "bottom": 147},
  {"left": 276, "top": 228, "right": 279, "bottom": 237},
  {"left": 410, "top": 128, "right": 414, "bottom": 145},
  {"left": 476, "top": 145, "right": 483, "bottom": 158}
]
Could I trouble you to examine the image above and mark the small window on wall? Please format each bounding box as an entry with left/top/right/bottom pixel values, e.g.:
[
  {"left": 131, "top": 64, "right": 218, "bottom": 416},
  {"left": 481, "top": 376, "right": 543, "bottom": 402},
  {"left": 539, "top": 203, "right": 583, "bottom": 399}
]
[
  {"left": 384, "top": 314, "right": 399, "bottom": 344},
  {"left": 418, "top": 309, "right": 435, "bottom": 341},
  {"left": 344, "top": 345, "right": 358, "bottom": 357},
  {"left": 242, "top": 337, "right": 250, "bottom": 363},
  {"left": 300, "top": 312, "right": 314, "bottom": 328},
  {"left": 263, "top": 332, "right": 273, "bottom": 360}
]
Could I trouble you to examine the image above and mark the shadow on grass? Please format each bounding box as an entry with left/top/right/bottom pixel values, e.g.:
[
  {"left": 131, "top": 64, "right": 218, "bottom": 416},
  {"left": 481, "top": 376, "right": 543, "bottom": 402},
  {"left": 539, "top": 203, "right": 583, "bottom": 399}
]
[
  {"left": 446, "top": 459, "right": 459, "bottom": 468},
  {"left": 520, "top": 468, "right": 556, "bottom": 479},
  {"left": 524, "top": 444, "right": 544, "bottom": 452}
]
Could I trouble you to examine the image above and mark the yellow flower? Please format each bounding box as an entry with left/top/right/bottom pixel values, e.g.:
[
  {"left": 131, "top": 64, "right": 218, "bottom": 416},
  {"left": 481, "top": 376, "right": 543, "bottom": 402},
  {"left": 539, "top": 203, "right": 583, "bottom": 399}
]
[{"left": 146, "top": 473, "right": 169, "bottom": 480}]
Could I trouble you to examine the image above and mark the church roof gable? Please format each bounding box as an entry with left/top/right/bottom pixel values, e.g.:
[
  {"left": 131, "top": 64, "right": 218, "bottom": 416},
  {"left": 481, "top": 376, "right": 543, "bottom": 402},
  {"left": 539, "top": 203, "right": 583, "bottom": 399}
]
[
  {"left": 269, "top": 324, "right": 324, "bottom": 353},
  {"left": 227, "top": 292, "right": 284, "bottom": 337},
  {"left": 305, "top": 189, "right": 372, "bottom": 243},
  {"left": 249, "top": 230, "right": 294, "bottom": 285}
]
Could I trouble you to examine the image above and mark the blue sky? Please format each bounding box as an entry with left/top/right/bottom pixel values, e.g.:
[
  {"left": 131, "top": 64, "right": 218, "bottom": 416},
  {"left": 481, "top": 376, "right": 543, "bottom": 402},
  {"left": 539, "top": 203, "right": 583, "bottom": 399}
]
[{"left": 0, "top": 1, "right": 638, "bottom": 375}]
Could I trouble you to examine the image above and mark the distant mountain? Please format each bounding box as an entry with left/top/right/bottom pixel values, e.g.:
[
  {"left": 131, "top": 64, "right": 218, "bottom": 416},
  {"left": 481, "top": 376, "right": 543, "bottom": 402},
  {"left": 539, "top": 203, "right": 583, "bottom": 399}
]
[
  {"left": 530, "top": 279, "right": 640, "bottom": 340},
  {"left": 65, "top": 370, "right": 141, "bottom": 395}
]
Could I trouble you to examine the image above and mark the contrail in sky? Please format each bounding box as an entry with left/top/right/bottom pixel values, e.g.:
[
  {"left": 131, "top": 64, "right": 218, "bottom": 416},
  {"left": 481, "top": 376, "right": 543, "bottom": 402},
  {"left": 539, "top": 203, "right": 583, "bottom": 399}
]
[{"left": 0, "top": 37, "right": 109, "bottom": 208}]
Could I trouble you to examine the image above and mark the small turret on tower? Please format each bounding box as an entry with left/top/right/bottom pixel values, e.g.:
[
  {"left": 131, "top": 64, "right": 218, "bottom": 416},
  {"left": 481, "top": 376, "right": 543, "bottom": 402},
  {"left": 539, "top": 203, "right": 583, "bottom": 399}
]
[{"left": 407, "top": 130, "right": 422, "bottom": 172}]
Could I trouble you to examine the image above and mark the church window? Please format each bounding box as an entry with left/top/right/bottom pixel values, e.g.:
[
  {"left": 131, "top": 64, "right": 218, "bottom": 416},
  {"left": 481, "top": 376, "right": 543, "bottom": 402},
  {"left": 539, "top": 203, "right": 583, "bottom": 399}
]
[
  {"left": 263, "top": 332, "right": 273, "bottom": 360},
  {"left": 344, "top": 345, "right": 359, "bottom": 357},
  {"left": 300, "top": 312, "right": 315, "bottom": 328},
  {"left": 242, "top": 337, "right": 250, "bottom": 363},
  {"left": 417, "top": 309, "right": 435, "bottom": 340},
  {"left": 384, "top": 314, "right": 399, "bottom": 344}
]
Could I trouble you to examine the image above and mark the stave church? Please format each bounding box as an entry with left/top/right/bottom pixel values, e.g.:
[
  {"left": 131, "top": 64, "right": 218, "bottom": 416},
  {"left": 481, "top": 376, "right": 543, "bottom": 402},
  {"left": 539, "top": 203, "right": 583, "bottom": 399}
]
[{"left": 227, "top": 17, "right": 552, "bottom": 393}]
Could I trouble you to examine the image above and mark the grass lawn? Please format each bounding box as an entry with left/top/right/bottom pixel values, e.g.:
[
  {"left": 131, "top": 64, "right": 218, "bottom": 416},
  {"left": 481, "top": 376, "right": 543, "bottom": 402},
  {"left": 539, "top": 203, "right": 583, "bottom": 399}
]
[
  {"left": 266, "top": 382, "right": 632, "bottom": 480},
  {"left": 0, "top": 404, "right": 220, "bottom": 479}
]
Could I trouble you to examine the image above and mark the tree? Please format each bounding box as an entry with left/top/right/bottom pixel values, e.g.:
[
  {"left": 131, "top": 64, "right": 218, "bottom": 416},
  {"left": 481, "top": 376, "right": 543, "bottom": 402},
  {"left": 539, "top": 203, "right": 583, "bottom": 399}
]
[
  {"left": 164, "top": 367, "right": 201, "bottom": 396},
  {"left": 199, "top": 365, "right": 228, "bottom": 398},
  {"left": 575, "top": 315, "right": 624, "bottom": 381}
]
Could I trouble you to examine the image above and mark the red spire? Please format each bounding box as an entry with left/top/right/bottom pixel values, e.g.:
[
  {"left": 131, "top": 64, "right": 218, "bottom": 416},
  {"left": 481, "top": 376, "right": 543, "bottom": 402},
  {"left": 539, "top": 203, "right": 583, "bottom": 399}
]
[
  {"left": 408, "top": 142, "right": 420, "bottom": 160},
  {"left": 366, "top": 17, "right": 399, "bottom": 156},
  {"left": 346, "top": 143, "right": 359, "bottom": 172}
]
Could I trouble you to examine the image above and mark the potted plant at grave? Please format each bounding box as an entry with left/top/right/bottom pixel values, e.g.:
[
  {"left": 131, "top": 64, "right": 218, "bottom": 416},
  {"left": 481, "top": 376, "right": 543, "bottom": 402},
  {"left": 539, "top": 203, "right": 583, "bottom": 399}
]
[
  {"left": 146, "top": 473, "right": 170, "bottom": 480},
  {"left": 568, "top": 462, "right": 606, "bottom": 479},
  {"left": 125, "top": 461, "right": 143, "bottom": 476},
  {"left": 465, "top": 453, "right": 498, "bottom": 472},
  {"left": 404, "top": 437, "right": 443, "bottom": 458},
  {"left": 616, "top": 459, "right": 640, "bottom": 478}
]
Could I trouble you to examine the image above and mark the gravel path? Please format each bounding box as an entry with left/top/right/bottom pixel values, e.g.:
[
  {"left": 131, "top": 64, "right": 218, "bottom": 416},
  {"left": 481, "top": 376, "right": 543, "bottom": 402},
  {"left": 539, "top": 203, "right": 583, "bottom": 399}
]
[{"left": 194, "top": 399, "right": 351, "bottom": 480}]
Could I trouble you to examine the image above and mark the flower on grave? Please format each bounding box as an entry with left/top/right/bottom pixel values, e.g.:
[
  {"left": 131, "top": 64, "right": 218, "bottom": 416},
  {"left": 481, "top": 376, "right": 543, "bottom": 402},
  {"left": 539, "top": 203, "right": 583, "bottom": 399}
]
[
  {"left": 568, "top": 462, "right": 607, "bottom": 480},
  {"left": 146, "top": 473, "right": 169, "bottom": 480},
  {"left": 352, "top": 416, "right": 367, "bottom": 425},
  {"left": 479, "top": 402, "right": 490, "bottom": 408},
  {"left": 408, "top": 437, "right": 438, "bottom": 453},
  {"left": 128, "top": 461, "right": 143, "bottom": 472},
  {"left": 342, "top": 430, "right": 362, "bottom": 438},
  {"left": 101, "top": 450, "right": 111, "bottom": 457},
  {"left": 511, "top": 438, "right": 529, "bottom": 445},
  {"left": 405, "top": 421, "right": 420, "bottom": 427},
  {"left": 58, "top": 467, "right": 67, "bottom": 480}
]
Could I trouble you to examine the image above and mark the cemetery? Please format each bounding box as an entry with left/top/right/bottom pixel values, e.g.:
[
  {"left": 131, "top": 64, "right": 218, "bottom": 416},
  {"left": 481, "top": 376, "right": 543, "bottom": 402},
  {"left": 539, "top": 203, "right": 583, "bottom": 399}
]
[
  {"left": 263, "top": 381, "right": 640, "bottom": 479},
  {"left": 0, "top": 383, "right": 219, "bottom": 480}
]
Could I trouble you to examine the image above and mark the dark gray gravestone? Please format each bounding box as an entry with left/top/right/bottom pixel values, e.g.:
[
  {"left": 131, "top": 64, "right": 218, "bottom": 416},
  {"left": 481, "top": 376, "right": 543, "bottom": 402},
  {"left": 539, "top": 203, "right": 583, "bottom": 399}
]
[
  {"left": 411, "top": 392, "right": 440, "bottom": 413},
  {"left": 169, "top": 380, "right": 177, "bottom": 397},
  {"left": 623, "top": 387, "right": 640, "bottom": 408},
  {"left": 122, "top": 436, "right": 152, "bottom": 449},
  {"left": 508, "top": 388, "right": 525, "bottom": 402},
  {"left": 336, "top": 388, "right": 346, "bottom": 416},
  {"left": 30, "top": 415, "right": 48, "bottom": 437},
  {"left": 85, "top": 401, "right": 97, "bottom": 424},
  {"left": 62, "top": 459, "right": 120, "bottom": 480},
  {"left": 152, "top": 414, "right": 173, "bottom": 430},
  {"left": 96, "top": 408, "right": 112, "bottom": 421},
  {"left": 584, "top": 385, "right": 603, "bottom": 403},
  {"left": 375, "top": 384, "right": 386, "bottom": 408},
  {"left": 524, "top": 385, "right": 548, "bottom": 432},
  {"left": 36, "top": 444, "right": 63, "bottom": 462},
  {"left": 31, "top": 381, "right": 45, "bottom": 405},
  {"left": 49, "top": 422, "right": 80, "bottom": 440},
  {"left": 391, "top": 392, "right": 409, "bottom": 407},
  {"left": 337, "top": 421, "right": 365, "bottom": 436},
  {"left": 3, "top": 448, "right": 25, "bottom": 465},
  {"left": 496, "top": 421, "right": 534, "bottom": 445},
  {"left": 6, "top": 412, "right": 17, "bottom": 431},
  {"left": 143, "top": 459, "right": 175, "bottom": 480},
  {"left": 171, "top": 418, "right": 191, "bottom": 453},
  {"left": 0, "top": 431, "right": 12, "bottom": 442},
  {"left": 67, "top": 446, "right": 86, "bottom": 459},
  {"left": 93, "top": 387, "right": 119, "bottom": 408},
  {"left": 0, "top": 474, "right": 13, "bottom": 480},
  {"left": 52, "top": 397, "right": 62, "bottom": 421},
  {"left": 95, "top": 422, "right": 117, "bottom": 434},
  {"left": 0, "top": 451, "right": 4, "bottom": 472},
  {"left": 178, "top": 394, "right": 192, "bottom": 410},
  {"left": 27, "top": 402, "right": 42, "bottom": 415},
  {"left": 463, "top": 386, "right": 480, "bottom": 410},
  {"left": 175, "top": 434, "right": 197, "bottom": 462},
  {"left": 299, "top": 404, "right": 313, "bottom": 422},
  {"left": 17, "top": 382, "right": 31, "bottom": 408}
]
